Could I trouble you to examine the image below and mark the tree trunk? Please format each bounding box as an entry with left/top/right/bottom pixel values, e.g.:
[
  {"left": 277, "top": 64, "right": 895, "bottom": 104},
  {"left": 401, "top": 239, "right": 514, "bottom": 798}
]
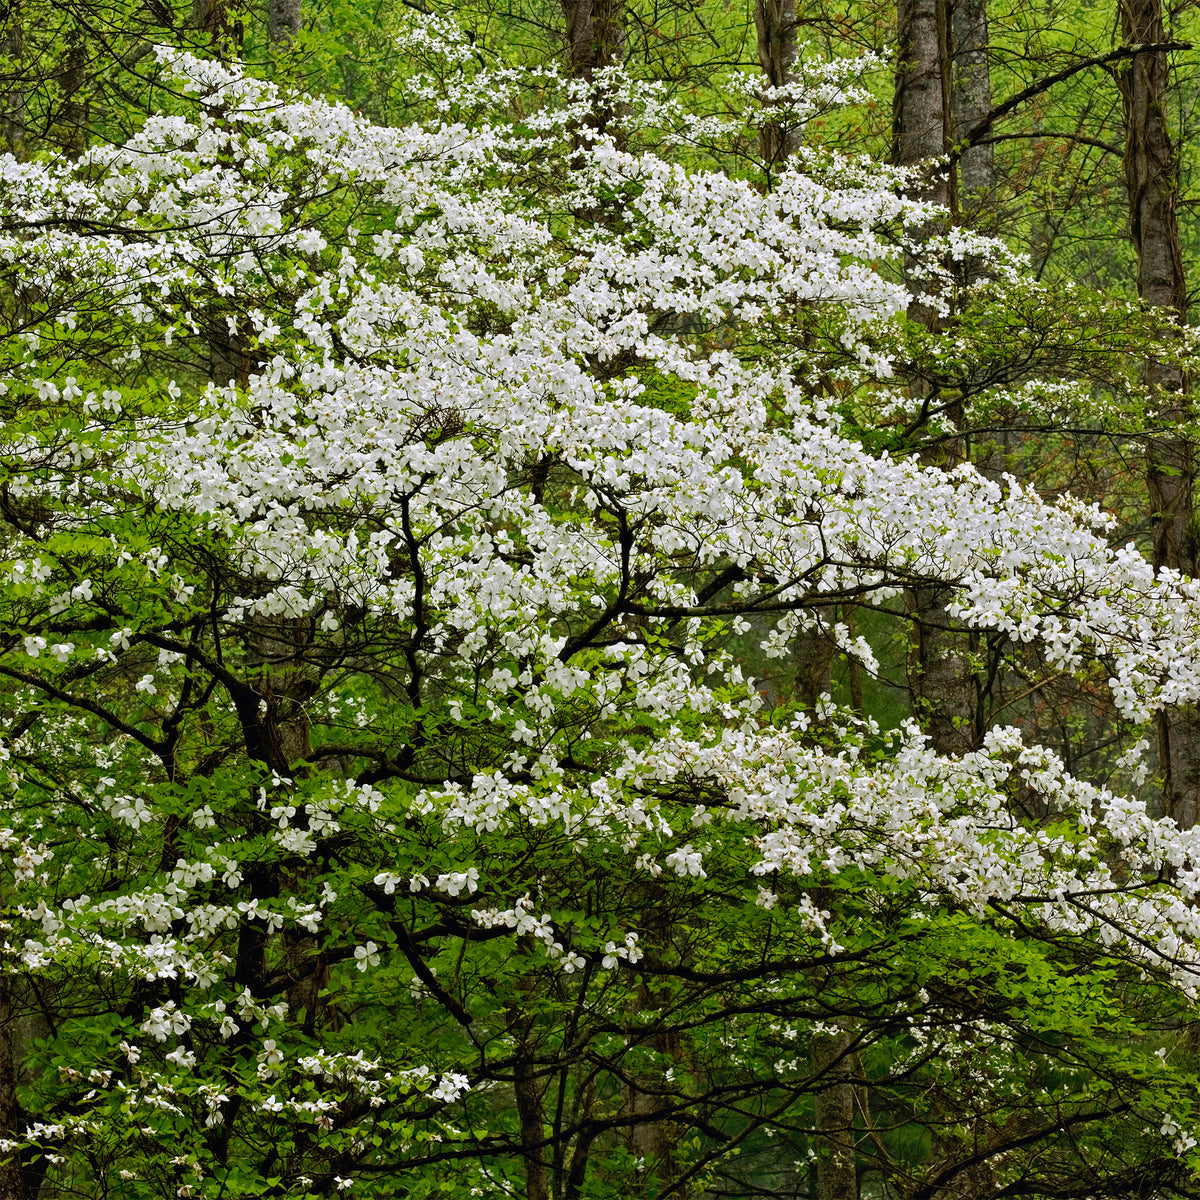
[
  {"left": 508, "top": 941, "right": 550, "bottom": 1200},
  {"left": 246, "top": 615, "right": 314, "bottom": 772},
  {"left": 562, "top": 0, "right": 625, "bottom": 154},
  {"left": 812, "top": 1029, "right": 857, "bottom": 1200},
  {"left": 0, "top": 979, "right": 46, "bottom": 1200},
  {"left": 191, "top": 0, "right": 244, "bottom": 52},
  {"left": 908, "top": 592, "right": 977, "bottom": 755},
  {"left": 57, "top": 30, "right": 87, "bottom": 158},
  {"left": 755, "top": 0, "right": 799, "bottom": 170},
  {"left": 951, "top": 0, "right": 993, "bottom": 208},
  {"left": 894, "top": 0, "right": 949, "bottom": 203},
  {"left": 515, "top": 1044, "right": 551, "bottom": 1200},
  {"left": 1, "top": 3, "right": 25, "bottom": 159},
  {"left": 0, "top": 977, "right": 24, "bottom": 1200},
  {"left": 794, "top": 608, "right": 836, "bottom": 711},
  {"left": 268, "top": 0, "right": 302, "bottom": 48},
  {"left": 562, "top": 0, "right": 624, "bottom": 81},
  {"left": 1118, "top": 0, "right": 1199, "bottom": 828},
  {"left": 626, "top": 1059, "right": 680, "bottom": 1194},
  {"left": 894, "top": 0, "right": 978, "bottom": 755},
  {"left": 205, "top": 319, "right": 313, "bottom": 775},
  {"left": 622, "top": 896, "right": 685, "bottom": 1197}
]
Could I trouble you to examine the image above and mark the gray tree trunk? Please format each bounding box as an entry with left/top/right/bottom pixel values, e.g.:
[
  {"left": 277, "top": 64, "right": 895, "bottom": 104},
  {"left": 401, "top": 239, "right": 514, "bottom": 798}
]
[
  {"left": 269, "top": 0, "right": 302, "bottom": 48},
  {"left": 562, "top": 0, "right": 626, "bottom": 167},
  {"left": 793, "top": 610, "right": 836, "bottom": 712},
  {"left": 894, "top": 0, "right": 977, "bottom": 756},
  {"left": 191, "top": 0, "right": 244, "bottom": 51},
  {"left": 907, "top": 593, "right": 977, "bottom": 755},
  {"left": 514, "top": 1043, "right": 551, "bottom": 1200},
  {"left": 893, "top": 0, "right": 949, "bottom": 203},
  {"left": 58, "top": 31, "right": 87, "bottom": 158},
  {"left": 951, "top": 0, "right": 994, "bottom": 206},
  {"left": 812, "top": 1029, "right": 858, "bottom": 1200},
  {"left": 1118, "top": 0, "right": 1199, "bottom": 828},
  {"left": 2, "top": 4, "right": 25, "bottom": 159},
  {"left": 506, "top": 939, "right": 551, "bottom": 1200},
  {"left": 562, "top": 0, "right": 624, "bottom": 81},
  {"left": 246, "top": 616, "right": 315, "bottom": 771},
  {"left": 755, "top": 0, "right": 800, "bottom": 169},
  {"left": 0, "top": 978, "right": 45, "bottom": 1200},
  {"left": 622, "top": 895, "right": 684, "bottom": 1196}
]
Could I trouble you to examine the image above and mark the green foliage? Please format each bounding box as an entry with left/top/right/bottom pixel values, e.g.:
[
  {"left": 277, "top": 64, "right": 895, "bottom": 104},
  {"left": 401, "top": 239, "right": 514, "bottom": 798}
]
[{"left": 0, "top": 3, "right": 1195, "bottom": 1200}]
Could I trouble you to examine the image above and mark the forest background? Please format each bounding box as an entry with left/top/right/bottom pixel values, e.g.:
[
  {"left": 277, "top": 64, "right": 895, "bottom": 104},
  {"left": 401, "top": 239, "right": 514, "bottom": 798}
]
[{"left": 4, "top": 0, "right": 1200, "bottom": 1198}]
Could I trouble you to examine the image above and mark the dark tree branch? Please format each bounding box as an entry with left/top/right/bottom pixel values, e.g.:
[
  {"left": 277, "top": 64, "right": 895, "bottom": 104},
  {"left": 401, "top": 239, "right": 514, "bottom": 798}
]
[{"left": 953, "top": 42, "right": 1192, "bottom": 157}]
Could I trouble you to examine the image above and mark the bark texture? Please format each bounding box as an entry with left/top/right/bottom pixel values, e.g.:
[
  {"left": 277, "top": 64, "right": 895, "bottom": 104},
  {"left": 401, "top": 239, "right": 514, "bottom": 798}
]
[
  {"left": 908, "top": 592, "right": 978, "bottom": 755},
  {"left": 191, "top": 0, "right": 244, "bottom": 51},
  {"left": 894, "top": 0, "right": 977, "bottom": 755},
  {"left": 623, "top": 898, "right": 684, "bottom": 1196},
  {"left": 793, "top": 608, "right": 837, "bottom": 713},
  {"left": 893, "top": 0, "right": 948, "bottom": 202},
  {"left": 950, "top": 0, "right": 993, "bottom": 204},
  {"left": 1, "top": 3, "right": 24, "bottom": 158},
  {"left": 1118, "top": 0, "right": 1199, "bottom": 828},
  {"left": 562, "top": 0, "right": 626, "bottom": 171},
  {"left": 508, "top": 942, "right": 550, "bottom": 1200},
  {"left": 812, "top": 1029, "right": 858, "bottom": 1200},
  {"left": 246, "top": 615, "right": 315, "bottom": 771},
  {"left": 514, "top": 1045, "right": 551, "bottom": 1200},
  {"left": 755, "top": 0, "right": 800, "bottom": 168},
  {"left": 269, "top": 0, "right": 302, "bottom": 47},
  {"left": 562, "top": 0, "right": 624, "bottom": 81},
  {"left": 57, "top": 31, "right": 87, "bottom": 157}
]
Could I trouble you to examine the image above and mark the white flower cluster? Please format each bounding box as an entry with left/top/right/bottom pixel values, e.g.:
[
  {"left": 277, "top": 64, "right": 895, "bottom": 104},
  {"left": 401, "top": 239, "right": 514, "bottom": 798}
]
[
  {"left": 471, "top": 894, "right": 583, "bottom": 970},
  {"left": 601, "top": 933, "right": 643, "bottom": 969},
  {"left": 3, "top": 27, "right": 1200, "bottom": 1180},
  {"left": 291, "top": 1052, "right": 470, "bottom": 1108}
]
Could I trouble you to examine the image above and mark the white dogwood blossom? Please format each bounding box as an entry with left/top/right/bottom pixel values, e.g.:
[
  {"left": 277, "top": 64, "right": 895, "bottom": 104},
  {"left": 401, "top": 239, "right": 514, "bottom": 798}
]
[{"left": 0, "top": 30, "right": 1198, "bottom": 1196}]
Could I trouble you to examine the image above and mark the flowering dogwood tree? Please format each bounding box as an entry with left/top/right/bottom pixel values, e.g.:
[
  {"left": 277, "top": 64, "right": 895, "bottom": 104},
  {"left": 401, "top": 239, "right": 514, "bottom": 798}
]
[{"left": 0, "top": 31, "right": 1199, "bottom": 1200}]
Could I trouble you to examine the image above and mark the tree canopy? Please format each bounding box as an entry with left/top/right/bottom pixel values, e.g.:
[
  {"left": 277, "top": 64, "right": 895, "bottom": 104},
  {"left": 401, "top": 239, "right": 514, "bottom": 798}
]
[{"left": 0, "top": 5, "right": 1198, "bottom": 1200}]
